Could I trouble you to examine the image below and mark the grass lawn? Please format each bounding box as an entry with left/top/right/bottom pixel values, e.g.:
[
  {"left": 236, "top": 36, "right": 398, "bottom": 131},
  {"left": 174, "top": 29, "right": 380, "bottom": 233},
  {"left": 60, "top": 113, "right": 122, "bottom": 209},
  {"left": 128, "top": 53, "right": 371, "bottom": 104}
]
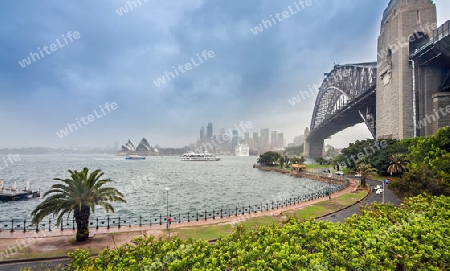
[
  {"left": 306, "top": 164, "right": 330, "bottom": 169},
  {"left": 286, "top": 190, "right": 368, "bottom": 220},
  {"left": 173, "top": 216, "right": 279, "bottom": 241}
]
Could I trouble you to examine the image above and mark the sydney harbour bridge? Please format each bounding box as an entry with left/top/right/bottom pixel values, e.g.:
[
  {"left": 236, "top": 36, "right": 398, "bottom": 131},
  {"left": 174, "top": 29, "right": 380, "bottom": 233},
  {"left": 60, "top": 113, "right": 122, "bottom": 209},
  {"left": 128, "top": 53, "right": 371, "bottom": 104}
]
[{"left": 304, "top": 0, "right": 450, "bottom": 157}]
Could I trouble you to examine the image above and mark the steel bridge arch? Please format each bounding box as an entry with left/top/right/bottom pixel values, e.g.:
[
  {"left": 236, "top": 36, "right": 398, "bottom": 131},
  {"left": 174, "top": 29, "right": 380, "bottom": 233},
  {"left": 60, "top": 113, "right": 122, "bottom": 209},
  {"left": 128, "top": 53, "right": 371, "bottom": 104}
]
[{"left": 309, "top": 62, "right": 378, "bottom": 138}]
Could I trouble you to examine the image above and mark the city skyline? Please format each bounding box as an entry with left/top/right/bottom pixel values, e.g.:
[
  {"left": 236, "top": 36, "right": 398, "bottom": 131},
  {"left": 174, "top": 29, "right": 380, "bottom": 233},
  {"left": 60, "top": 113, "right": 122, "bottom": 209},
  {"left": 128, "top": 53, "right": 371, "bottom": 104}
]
[
  {"left": 195, "top": 122, "right": 292, "bottom": 155},
  {"left": 1, "top": 1, "right": 450, "bottom": 149}
]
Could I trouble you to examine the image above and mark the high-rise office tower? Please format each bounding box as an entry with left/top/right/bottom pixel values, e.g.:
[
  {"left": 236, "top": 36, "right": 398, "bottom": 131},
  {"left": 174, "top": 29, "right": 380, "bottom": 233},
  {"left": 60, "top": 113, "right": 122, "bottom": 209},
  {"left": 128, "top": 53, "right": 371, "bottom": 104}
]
[
  {"left": 270, "top": 131, "right": 278, "bottom": 149},
  {"left": 200, "top": 125, "right": 206, "bottom": 142},
  {"left": 207, "top": 123, "right": 213, "bottom": 139},
  {"left": 232, "top": 130, "right": 238, "bottom": 155},
  {"left": 277, "top": 133, "right": 284, "bottom": 149},
  {"left": 260, "top": 129, "right": 269, "bottom": 153}
]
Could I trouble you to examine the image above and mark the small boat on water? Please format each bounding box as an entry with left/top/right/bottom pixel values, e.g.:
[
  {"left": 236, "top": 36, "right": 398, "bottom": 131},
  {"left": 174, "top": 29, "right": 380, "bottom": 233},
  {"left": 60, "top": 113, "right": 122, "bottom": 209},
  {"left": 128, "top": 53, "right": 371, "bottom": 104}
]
[
  {"left": 125, "top": 155, "right": 146, "bottom": 160},
  {"left": 0, "top": 180, "right": 40, "bottom": 201},
  {"left": 180, "top": 151, "right": 221, "bottom": 161}
]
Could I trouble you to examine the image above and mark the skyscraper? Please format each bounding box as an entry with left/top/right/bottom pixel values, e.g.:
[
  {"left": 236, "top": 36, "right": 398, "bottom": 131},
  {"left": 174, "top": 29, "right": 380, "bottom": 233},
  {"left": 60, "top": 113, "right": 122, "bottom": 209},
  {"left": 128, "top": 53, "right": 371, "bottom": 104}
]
[
  {"left": 232, "top": 130, "right": 238, "bottom": 155},
  {"left": 244, "top": 132, "right": 250, "bottom": 143},
  {"left": 200, "top": 125, "right": 206, "bottom": 142},
  {"left": 260, "top": 129, "right": 269, "bottom": 153},
  {"left": 252, "top": 132, "right": 259, "bottom": 151},
  {"left": 277, "top": 133, "right": 284, "bottom": 149},
  {"left": 207, "top": 123, "right": 213, "bottom": 139},
  {"left": 270, "top": 131, "right": 278, "bottom": 150}
]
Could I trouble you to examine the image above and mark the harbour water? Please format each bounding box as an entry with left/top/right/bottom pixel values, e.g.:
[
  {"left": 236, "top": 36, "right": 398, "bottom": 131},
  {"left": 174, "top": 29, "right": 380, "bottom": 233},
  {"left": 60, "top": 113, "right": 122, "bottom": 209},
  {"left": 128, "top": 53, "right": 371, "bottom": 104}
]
[{"left": 0, "top": 155, "right": 337, "bottom": 221}]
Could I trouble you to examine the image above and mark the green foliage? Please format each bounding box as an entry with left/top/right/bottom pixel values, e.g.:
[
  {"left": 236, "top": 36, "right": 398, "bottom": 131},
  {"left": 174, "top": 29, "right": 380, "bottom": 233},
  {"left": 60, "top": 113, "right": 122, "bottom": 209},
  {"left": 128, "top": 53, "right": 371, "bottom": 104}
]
[
  {"left": 315, "top": 157, "right": 328, "bottom": 165},
  {"left": 290, "top": 156, "right": 306, "bottom": 165},
  {"left": 371, "top": 139, "right": 411, "bottom": 175},
  {"left": 335, "top": 139, "right": 399, "bottom": 172},
  {"left": 257, "top": 151, "right": 281, "bottom": 166},
  {"left": 390, "top": 127, "right": 450, "bottom": 197},
  {"left": 66, "top": 195, "right": 450, "bottom": 270}
]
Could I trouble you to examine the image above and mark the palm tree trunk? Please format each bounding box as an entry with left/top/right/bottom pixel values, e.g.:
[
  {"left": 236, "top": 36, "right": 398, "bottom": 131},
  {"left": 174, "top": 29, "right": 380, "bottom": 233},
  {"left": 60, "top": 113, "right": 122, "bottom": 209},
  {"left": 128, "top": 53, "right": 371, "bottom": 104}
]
[
  {"left": 74, "top": 204, "right": 90, "bottom": 242},
  {"left": 361, "top": 176, "right": 366, "bottom": 188}
]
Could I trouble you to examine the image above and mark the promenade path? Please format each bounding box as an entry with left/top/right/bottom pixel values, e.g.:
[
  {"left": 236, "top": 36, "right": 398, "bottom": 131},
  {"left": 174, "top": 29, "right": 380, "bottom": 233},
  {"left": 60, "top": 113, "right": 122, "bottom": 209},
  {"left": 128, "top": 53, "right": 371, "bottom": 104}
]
[{"left": 319, "top": 178, "right": 401, "bottom": 223}]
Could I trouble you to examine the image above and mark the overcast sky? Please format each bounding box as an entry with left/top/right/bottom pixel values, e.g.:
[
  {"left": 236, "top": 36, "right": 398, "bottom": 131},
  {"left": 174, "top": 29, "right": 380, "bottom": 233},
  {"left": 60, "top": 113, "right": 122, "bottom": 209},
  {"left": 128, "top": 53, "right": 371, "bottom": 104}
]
[{"left": 1, "top": 0, "right": 449, "bottom": 149}]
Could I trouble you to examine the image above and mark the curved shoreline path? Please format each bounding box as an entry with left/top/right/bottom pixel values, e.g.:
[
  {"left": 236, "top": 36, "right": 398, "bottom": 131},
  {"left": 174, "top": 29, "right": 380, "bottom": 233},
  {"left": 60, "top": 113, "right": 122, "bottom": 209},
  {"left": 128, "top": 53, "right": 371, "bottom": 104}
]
[
  {"left": 319, "top": 178, "right": 401, "bottom": 223},
  {"left": 0, "top": 178, "right": 360, "bottom": 239}
]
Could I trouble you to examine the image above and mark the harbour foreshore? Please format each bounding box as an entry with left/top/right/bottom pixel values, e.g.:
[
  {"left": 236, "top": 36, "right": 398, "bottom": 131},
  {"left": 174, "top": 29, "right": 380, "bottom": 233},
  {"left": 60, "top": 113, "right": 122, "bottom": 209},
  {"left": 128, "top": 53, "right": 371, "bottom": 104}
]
[{"left": 0, "top": 177, "right": 359, "bottom": 239}]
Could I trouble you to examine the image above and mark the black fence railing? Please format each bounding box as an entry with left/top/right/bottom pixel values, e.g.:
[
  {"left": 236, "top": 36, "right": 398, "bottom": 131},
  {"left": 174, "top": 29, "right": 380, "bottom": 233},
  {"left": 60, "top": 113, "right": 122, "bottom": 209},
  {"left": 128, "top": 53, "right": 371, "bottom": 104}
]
[{"left": 0, "top": 180, "right": 349, "bottom": 232}]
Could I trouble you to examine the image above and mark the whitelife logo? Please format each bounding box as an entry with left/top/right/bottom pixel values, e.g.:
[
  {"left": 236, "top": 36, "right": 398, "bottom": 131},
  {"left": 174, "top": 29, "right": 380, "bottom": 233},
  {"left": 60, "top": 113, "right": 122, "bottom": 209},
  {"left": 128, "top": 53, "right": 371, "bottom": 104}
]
[
  {"left": 153, "top": 50, "right": 216, "bottom": 87},
  {"left": 250, "top": 0, "right": 313, "bottom": 35},
  {"left": 115, "top": 0, "right": 149, "bottom": 16},
  {"left": 55, "top": 102, "right": 118, "bottom": 139},
  {"left": 18, "top": 31, "right": 81, "bottom": 68}
]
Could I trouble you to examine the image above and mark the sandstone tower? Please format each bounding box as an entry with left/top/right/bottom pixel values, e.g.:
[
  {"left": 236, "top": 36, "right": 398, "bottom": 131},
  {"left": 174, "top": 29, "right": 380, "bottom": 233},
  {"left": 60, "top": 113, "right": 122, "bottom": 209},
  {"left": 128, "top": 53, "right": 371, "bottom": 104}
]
[{"left": 376, "top": 0, "right": 437, "bottom": 139}]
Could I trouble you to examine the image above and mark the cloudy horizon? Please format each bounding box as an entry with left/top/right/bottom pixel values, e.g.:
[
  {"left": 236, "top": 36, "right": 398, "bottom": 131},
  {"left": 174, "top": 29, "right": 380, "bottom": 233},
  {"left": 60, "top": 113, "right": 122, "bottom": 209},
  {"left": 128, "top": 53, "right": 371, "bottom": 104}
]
[{"left": 1, "top": 0, "right": 449, "bottom": 149}]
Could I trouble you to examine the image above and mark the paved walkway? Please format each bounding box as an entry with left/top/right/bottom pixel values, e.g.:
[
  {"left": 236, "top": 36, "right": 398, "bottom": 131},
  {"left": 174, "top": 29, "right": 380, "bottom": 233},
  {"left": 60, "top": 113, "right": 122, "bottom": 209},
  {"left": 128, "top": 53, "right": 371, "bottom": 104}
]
[{"left": 319, "top": 178, "right": 401, "bottom": 222}]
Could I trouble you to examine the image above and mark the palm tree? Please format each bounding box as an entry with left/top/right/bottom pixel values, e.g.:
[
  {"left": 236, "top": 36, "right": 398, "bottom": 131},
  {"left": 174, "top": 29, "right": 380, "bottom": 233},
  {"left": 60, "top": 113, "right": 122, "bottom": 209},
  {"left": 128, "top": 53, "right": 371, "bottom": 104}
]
[
  {"left": 387, "top": 153, "right": 408, "bottom": 176},
  {"left": 31, "top": 168, "right": 126, "bottom": 242},
  {"left": 354, "top": 163, "right": 376, "bottom": 188}
]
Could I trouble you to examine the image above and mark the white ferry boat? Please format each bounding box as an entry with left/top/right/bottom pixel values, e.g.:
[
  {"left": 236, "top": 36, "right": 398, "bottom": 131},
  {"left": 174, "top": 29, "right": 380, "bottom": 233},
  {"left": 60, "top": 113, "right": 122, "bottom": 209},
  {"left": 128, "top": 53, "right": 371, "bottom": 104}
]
[
  {"left": 180, "top": 152, "right": 221, "bottom": 161},
  {"left": 235, "top": 144, "right": 250, "bottom": 156}
]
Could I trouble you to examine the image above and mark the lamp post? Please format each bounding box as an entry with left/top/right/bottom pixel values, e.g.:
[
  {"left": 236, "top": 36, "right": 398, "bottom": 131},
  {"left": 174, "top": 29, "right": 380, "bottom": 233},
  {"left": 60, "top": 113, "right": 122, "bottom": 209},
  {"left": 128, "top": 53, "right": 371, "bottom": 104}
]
[
  {"left": 328, "top": 178, "right": 331, "bottom": 201},
  {"left": 165, "top": 187, "right": 170, "bottom": 230}
]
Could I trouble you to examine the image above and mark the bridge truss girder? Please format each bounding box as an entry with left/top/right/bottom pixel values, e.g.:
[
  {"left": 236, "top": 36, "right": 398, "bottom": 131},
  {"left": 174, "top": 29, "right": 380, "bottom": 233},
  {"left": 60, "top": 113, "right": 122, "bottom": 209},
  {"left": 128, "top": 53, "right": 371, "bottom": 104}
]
[
  {"left": 306, "top": 63, "right": 377, "bottom": 157},
  {"left": 310, "top": 62, "right": 377, "bottom": 134}
]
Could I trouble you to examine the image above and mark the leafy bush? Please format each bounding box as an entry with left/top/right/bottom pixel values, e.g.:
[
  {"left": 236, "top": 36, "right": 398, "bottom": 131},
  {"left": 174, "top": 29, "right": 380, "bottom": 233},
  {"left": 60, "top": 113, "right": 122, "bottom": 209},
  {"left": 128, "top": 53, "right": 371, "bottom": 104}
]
[{"left": 66, "top": 195, "right": 450, "bottom": 270}]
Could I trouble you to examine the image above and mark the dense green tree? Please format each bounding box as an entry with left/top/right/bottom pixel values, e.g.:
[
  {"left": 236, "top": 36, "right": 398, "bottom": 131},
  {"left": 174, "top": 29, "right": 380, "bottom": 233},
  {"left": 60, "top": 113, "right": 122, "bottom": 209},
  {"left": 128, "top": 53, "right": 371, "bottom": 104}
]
[
  {"left": 290, "top": 156, "right": 306, "bottom": 165},
  {"left": 389, "top": 127, "right": 450, "bottom": 197},
  {"left": 257, "top": 151, "right": 282, "bottom": 166},
  {"left": 316, "top": 157, "right": 327, "bottom": 165},
  {"left": 371, "top": 139, "right": 410, "bottom": 175},
  {"left": 31, "top": 168, "right": 126, "bottom": 242}
]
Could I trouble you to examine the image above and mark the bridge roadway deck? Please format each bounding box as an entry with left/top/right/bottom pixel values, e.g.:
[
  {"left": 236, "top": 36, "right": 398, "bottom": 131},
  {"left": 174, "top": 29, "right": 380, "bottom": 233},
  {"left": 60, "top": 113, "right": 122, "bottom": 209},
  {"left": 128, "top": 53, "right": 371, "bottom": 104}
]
[{"left": 308, "top": 86, "right": 376, "bottom": 139}]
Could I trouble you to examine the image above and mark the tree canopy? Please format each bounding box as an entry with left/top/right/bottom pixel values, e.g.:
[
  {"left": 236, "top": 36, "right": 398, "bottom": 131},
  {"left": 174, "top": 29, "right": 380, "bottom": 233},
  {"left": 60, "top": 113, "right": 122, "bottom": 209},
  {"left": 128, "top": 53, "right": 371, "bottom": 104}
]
[{"left": 257, "top": 151, "right": 282, "bottom": 166}]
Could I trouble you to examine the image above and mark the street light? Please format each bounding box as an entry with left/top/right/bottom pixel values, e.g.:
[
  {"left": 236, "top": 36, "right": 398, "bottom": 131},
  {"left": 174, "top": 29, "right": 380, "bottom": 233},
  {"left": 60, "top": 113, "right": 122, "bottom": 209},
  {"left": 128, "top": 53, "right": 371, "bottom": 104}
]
[
  {"left": 165, "top": 187, "right": 170, "bottom": 230},
  {"left": 328, "top": 178, "right": 331, "bottom": 201}
]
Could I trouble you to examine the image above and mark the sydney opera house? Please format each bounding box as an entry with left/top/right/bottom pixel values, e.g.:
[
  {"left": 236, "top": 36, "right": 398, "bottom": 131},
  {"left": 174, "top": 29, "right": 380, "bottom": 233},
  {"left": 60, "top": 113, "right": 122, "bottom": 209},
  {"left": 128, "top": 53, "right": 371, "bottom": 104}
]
[{"left": 117, "top": 138, "right": 159, "bottom": 156}]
